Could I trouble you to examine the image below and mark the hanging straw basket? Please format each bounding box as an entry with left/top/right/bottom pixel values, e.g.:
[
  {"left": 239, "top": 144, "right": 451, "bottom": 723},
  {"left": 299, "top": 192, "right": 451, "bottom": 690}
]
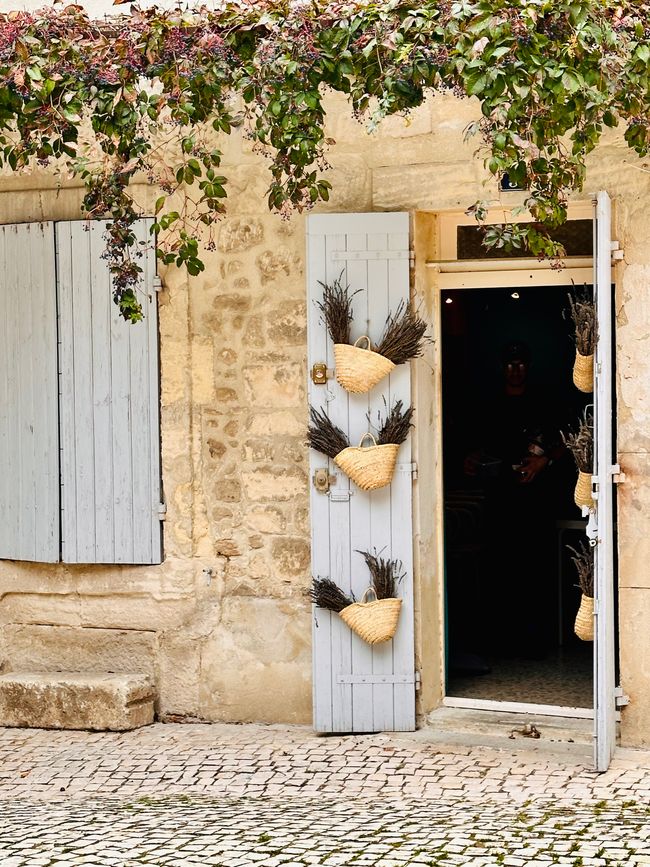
[
  {"left": 339, "top": 589, "right": 402, "bottom": 645},
  {"left": 574, "top": 470, "right": 594, "bottom": 509},
  {"left": 334, "top": 433, "right": 399, "bottom": 491},
  {"left": 574, "top": 593, "right": 594, "bottom": 641},
  {"left": 573, "top": 351, "right": 594, "bottom": 393},
  {"left": 333, "top": 336, "right": 395, "bottom": 394}
]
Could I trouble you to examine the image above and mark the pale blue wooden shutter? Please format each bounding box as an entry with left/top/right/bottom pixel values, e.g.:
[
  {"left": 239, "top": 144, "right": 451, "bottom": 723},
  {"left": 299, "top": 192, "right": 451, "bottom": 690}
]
[
  {"left": 56, "top": 220, "right": 162, "bottom": 565},
  {"left": 0, "top": 223, "right": 60, "bottom": 562},
  {"left": 307, "top": 212, "right": 416, "bottom": 732}
]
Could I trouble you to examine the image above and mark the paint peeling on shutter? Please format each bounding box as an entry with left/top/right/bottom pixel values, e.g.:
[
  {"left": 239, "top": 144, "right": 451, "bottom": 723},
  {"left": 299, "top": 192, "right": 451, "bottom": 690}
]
[
  {"left": 0, "top": 223, "right": 59, "bottom": 562},
  {"left": 307, "top": 212, "right": 415, "bottom": 733},
  {"left": 56, "top": 220, "right": 162, "bottom": 565}
]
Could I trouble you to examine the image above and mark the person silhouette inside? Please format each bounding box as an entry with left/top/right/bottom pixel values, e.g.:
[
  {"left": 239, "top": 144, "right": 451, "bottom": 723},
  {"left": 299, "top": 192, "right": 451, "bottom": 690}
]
[{"left": 464, "top": 341, "right": 561, "bottom": 659}]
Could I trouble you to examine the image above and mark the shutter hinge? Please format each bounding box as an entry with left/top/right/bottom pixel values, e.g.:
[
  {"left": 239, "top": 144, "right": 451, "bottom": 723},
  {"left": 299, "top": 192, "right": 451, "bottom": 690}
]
[
  {"left": 397, "top": 462, "right": 418, "bottom": 480},
  {"left": 158, "top": 502, "right": 167, "bottom": 521},
  {"left": 611, "top": 241, "right": 624, "bottom": 261},
  {"left": 409, "top": 250, "right": 415, "bottom": 266},
  {"left": 612, "top": 463, "right": 626, "bottom": 484},
  {"left": 153, "top": 276, "right": 163, "bottom": 292},
  {"left": 415, "top": 671, "right": 421, "bottom": 691},
  {"left": 615, "top": 686, "right": 630, "bottom": 708}
]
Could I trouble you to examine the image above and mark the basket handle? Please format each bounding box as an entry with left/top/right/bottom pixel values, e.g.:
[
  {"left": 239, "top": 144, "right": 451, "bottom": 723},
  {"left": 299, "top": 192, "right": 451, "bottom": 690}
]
[
  {"left": 353, "top": 335, "right": 372, "bottom": 350},
  {"left": 361, "top": 586, "right": 378, "bottom": 604},
  {"left": 357, "top": 432, "right": 378, "bottom": 449}
]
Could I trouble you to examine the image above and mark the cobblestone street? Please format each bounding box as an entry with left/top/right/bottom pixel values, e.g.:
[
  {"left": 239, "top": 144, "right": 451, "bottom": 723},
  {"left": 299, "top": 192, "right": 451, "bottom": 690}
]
[{"left": 0, "top": 723, "right": 649, "bottom": 866}]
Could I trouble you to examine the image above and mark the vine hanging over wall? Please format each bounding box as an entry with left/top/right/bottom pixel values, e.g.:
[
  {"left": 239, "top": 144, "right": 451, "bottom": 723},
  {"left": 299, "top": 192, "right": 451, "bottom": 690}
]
[{"left": 1, "top": 0, "right": 649, "bottom": 320}]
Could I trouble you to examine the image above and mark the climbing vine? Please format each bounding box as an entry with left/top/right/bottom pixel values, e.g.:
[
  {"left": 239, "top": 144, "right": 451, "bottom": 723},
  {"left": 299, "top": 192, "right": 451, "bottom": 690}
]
[{"left": 0, "top": 0, "right": 649, "bottom": 320}]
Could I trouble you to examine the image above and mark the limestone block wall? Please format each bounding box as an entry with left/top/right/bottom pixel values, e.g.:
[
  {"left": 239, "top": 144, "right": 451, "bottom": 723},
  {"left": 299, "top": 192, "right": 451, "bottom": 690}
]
[{"left": 0, "top": 90, "right": 649, "bottom": 745}]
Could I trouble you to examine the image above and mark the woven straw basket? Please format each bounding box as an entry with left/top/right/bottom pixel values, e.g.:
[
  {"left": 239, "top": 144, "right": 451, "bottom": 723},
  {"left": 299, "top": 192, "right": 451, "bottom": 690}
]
[
  {"left": 339, "top": 591, "right": 402, "bottom": 645},
  {"left": 574, "top": 593, "right": 594, "bottom": 641},
  {"left": 334, "top": 434, "right": 399, "bottom": 491},
  {"left": 574, "top": 470, "right": 594, "bottom": 509},
  {"left": 334, "top": 336, "right": 395, "bottom": 394},
  {"left": 573, "top": 351, "right": 594, "bottom": 393}
]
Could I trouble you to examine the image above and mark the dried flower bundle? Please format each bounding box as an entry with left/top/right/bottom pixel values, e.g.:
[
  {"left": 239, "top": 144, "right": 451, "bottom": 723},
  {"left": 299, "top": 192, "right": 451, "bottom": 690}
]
[
  {"left": 568, "top": 288, "right": 597, "bottom": 356},
  {"left": 307, "top": 406, "right": 349, "bottom": 459},
  {"left": 567, "top": 541, "right": 594, "bottom": 597},
  {"left": 377, "top": 400, "right": 414, "bottom": 446},
  {"left": 309, "top": 578, "right": 353, "bottom": 612},
  {"left": 562, "top": 419, "right": 593, "bottom": 472},
  {"left": 316, "top": 274, "right": 358, "bottom": 345},
  {"left": 358, "top": 550, "right": 404, "bottom": 600},
  {"left": 376, "top": 301, "right": 430, "bottom": 366}
]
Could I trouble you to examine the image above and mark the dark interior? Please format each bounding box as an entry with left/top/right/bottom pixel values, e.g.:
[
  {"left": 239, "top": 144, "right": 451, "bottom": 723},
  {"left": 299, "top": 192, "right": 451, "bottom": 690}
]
[{"left": 442, "top": 284, "right": 593, "bottom": 707}]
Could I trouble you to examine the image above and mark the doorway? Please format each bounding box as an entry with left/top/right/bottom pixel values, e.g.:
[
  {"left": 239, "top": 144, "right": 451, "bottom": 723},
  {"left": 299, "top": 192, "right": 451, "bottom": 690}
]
[{"left": 441, "top": 284, "right": 594, "bottom": 710}]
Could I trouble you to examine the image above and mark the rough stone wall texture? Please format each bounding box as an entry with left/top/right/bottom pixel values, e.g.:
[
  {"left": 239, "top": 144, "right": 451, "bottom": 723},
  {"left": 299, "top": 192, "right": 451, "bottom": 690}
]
[{"left": 0, "top": 91, "right": 649, "bottom": 744}]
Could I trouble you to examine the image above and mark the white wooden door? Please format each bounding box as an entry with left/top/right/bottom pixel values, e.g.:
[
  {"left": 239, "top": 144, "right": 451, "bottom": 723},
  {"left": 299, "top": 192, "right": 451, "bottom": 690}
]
[
  {"left": 0, "top": 223, "right": 59, "bottom": 562},
  {"left": 307, "top": 212, "right": 416, "bottom": 733},
  {"left": 56, "top": 220, "right": 163, "bottom": 565},
  {"left": 592, "top": 191, "right": 617, "bottom": 771}
]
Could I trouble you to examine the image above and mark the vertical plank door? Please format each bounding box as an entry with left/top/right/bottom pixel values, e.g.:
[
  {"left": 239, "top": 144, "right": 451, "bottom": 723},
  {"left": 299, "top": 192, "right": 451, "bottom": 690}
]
[
  {"left": 56, "top": 219, "right": 162, "bottom": 565},
  {"left": 0, "top": 223, "right": 59, "bottom": 562},
  {"left": 307, "top": 212, "right": 416, "bottom": 732}
]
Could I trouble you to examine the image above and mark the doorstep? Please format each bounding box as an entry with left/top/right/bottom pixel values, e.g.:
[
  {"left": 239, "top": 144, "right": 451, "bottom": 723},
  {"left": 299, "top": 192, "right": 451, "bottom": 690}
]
[{"left": 409, "top": 706, "right": 607, "bottom": 761}]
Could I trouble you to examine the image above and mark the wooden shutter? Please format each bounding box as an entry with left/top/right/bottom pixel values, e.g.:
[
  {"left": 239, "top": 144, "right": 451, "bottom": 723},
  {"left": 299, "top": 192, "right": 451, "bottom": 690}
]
[
  {"left": 592, "top": 191, "right": 617, "bottom": 772},
  {"left": 56, "top": 219, "right": 162, "bottom": 565},
  {"left": 0, "top": 223, "right": 60, "bottom": 562},
  {"left": 307, "top": 212, "right": 416, "bottom": 733}
]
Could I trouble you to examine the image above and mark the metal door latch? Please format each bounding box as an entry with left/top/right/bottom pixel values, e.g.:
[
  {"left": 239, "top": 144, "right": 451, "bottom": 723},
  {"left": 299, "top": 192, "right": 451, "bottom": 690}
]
[
  {"left": 311, "top": 362, "right": 333, "bottom": 385},
  {"left": 313, "top": 468, "right": 337, "bottom": 493}
]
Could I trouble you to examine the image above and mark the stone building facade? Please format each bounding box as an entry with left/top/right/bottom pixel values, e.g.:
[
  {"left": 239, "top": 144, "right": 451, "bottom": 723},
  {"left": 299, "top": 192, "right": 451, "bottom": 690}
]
[{"left": 0, "top": 89, "right": 649, "bottom": 748}]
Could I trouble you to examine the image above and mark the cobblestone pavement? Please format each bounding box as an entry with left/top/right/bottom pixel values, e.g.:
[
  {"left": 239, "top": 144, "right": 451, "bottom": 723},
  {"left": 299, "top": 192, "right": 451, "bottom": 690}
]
[{"left": 0, "top": 723, "right": 649, "bottom": 866}]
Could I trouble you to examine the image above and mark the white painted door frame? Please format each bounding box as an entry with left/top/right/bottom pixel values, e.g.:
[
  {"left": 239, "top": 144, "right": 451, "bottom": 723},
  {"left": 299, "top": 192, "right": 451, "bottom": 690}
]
[{"left": 427, "top": 201, "right": 620, "bottom": 761}]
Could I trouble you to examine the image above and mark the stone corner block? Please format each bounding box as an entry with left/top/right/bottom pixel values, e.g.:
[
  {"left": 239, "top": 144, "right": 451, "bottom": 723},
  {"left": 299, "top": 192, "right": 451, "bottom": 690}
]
[{"left": 0, "top": 672, "right": 155, "bottom": 732}]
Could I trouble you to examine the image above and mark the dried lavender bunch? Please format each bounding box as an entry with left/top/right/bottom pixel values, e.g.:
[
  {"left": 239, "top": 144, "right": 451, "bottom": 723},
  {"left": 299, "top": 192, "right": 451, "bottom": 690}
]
[
  {"left": 358, "top": 550, "right": 404, "bottom": 600},
  {"left": 315, "top": 273, "right": 359, "bottom": 345},
  {"left": 376, "top": 301, "right": 430, "bottom": 365},
  {"left": 376, "top": 400, "right": 414, "bottom": 446},
  {"left": 307, "top": 406, "right": 349, "bottom": 459},
  {"left": 568, "top": 288, "right": 596, "bottom": 356},
  {"left": 309, "top": 578, "right": 353, "bottom": 612},
  {"left": 567, "top": 542, "right": 594, "bottom": 597},
  {"left": 562, "top": 418, "right": 593, "bottom": 472}
]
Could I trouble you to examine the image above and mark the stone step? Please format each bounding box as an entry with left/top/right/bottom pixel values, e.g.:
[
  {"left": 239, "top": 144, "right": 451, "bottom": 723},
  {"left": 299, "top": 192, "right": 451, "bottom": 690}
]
[{"left": 0, "top": 672, "right": 155, "bottom": 731}]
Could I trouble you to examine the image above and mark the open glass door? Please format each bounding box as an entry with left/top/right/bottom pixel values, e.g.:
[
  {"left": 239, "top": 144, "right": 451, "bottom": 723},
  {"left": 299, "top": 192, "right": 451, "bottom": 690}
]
[{"left": 592, "top": 191, "right": 617, "bottom": 772}]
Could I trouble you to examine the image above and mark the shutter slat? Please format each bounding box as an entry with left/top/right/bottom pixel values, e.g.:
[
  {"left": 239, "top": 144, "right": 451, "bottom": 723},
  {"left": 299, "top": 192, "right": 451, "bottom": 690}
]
[
  {"left": 57, "top": 219, "right": 162, "bottom": 565},
  {"left": 0, "top": 223, "right": 59, "bottom": 562}
]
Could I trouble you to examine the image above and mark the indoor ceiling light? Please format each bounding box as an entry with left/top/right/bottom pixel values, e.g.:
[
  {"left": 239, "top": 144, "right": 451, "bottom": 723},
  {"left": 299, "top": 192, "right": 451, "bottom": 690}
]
[
  {"left": 445, "top": 297, "right": 453, "bottom": 304},
  {"left": 511, "top": 292, "right": 520, "bottom": 299}
]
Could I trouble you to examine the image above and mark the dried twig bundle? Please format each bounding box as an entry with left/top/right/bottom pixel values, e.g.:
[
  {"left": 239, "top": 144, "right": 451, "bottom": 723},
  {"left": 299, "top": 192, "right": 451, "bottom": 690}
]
[
  {"left": 309, "top": 578, "right": 353, "bottom": 612},
  {"left": 568, "top": 288, "right": 596, "bottom": 356},
  {"left": 307, "top": 407, "right": 349, "bottom": 459},
  {"left": 358, "top": 550, "right": 404, "bottom": 600},
  {"left": 376, "top": 400, "right": 414, "bottom": 446},
  {"left": 316, "top": 274, "right": 358, "bottom": 345},
  {"left": 567, "top": 542, "right": 594, "bottom": 597},
  {"left": 376, "top": 301, "right": 430, "bottom": 365},
  {"left": 562, "top": 418, "right": 593, "bottom": 472}
]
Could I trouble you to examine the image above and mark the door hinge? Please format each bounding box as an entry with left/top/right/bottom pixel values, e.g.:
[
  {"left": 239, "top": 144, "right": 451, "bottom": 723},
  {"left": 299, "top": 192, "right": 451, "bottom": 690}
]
[
  {"left": 611, "top": 241, "right": 624, "bottom": 262},
  {"left": 397, "top": 461, "right": 418, "bottom": 481},
  {"left": 415, "top": 671, "right": 421, "bottom": 691},
  {"left": 153, "top": 276, "right": 163, "bottom": 292},
  {"left": 157, "top": 502, "right": 167, "bottom": 521},
  {"left": 612, "top": 463, "right": 626, "bottom": 484},
  {"left": 615, "top": 686, "right": 630, "bottom": 708}
]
